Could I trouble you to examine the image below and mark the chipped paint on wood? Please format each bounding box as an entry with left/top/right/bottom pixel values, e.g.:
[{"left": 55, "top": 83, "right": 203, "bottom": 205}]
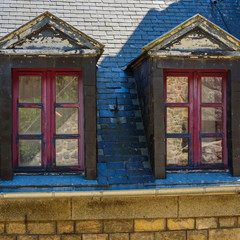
[
  {"left": 148, "top": 50, "right": 240, "bottom": 58},
  {"left": 9, "top": 25, "right": 85, "bottom": 51},
  {"left": 143, "top": 14, "right": 240, "bottom": 53},
  {"left": 161, "top": 28, "right": 231, "bottom": 52},
  {"left": 0, "top": 12, "right": 104, "bottom": 57},
  {"left": 0, "top": 49, "right": 98, "bottom": 56},
  {"left": 127, "top": 14, "right": 240, "bottom": 71}
]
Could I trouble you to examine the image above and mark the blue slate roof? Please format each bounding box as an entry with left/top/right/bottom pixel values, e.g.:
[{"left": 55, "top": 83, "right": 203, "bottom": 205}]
[{"left": 0, "top": 0, "right": 240, "bottom": 189}]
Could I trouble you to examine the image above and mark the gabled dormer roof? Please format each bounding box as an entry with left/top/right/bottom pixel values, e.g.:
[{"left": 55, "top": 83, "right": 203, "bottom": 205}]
[
  {"left": 0, "top": 12, "right": 104, "bottom": 57},
  {"left": 127, "top": 14, "right": 240, "bottom": 70}
]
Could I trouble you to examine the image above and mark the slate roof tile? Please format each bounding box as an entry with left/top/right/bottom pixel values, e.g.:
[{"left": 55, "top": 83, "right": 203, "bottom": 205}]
[{"left": 0, "top": 0, "right": 240, "bottom": 184}]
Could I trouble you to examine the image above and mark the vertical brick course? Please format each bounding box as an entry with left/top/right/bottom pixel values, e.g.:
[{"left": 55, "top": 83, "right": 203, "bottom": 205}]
[
  {"left": 57, "top": 220, "right": 74, "bottom": 234},
  {"left": 187, "top": 230, "right": 207, "bottom": 240},
  {"left": 0, "top": 223, "right": 5, "bottom": 234},
  {"left": 167, "top": 218, "right": 195, "bottom": 230},
  {"left": 27, "top": 222, "right": 56, "bottom": 234},
  {"left": 219, "top": 217, "right": 237, "bottom": 228},
  {"left": 104, "top": 220, "right": 133, "bottom": 233},
  {"left": 76, "top": 220, "right": 102, "bottom": 233},
  {"left": 6, "top": 222, "right": 26, "bottom": 234},
  {"left": 134, "top": 218, "right": 165, "bottom": 232},
  {"left": 196, "top": 217, "right": 217, "bottom": 229}
]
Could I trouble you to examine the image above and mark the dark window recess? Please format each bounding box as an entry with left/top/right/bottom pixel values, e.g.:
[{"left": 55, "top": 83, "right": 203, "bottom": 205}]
[
  {"left": 13, "top": 69, "right": 84, "bottom": 172},
  {"left": 164, "top": 69, "right": 227, "bottom": 170}
]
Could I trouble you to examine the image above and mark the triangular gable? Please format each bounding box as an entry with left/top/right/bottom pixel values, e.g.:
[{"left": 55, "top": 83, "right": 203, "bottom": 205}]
[
  {"left": 161, "top": 27, "right": 232, "bottom": 52},
  {"left": 127, "top": 14, "right": 240, "bottom": 71},
  {"left": 144, "top": 14, "right": 240, "bottom": 54},
  {"left": 0, "top": 12, "right": 104, "bottom": 56}
]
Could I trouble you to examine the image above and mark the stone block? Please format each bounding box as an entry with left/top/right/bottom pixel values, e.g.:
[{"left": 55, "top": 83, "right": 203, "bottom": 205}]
[
  {"left": 6, "top": 222, "right": 26, "bottom": 234},
  {"left": 17, "top": 236, "right": 37, "bottom": 240},
  {"left": 155, "top": 231, "right": 186, "bottom": 240},
  {"left": 0, "top": 223, "right": 4, "bottom": 234},
  {"left": 62, "top": 235, "right": 82, "bottom": 240},
  {"left": 219, "top": 217, "right": 237, "bottom": 227},
  {"left": 57, "top": 221, "right": 74, "bottom": 234},
  {"left": 27, "top": 222, "right": 56, "bottom": 234},
  {"left": 82, "top": 234, "right": 108, "bottom": 240},
  {"left": 72, "top": 196, "right": 178, "bottom": 220},
  {"left": 187, "top": 230, "right": 207, "bottom": 240},
  {"left": 39, "top": 236, "right": 61, "bottom": 240},
  {"left": 196, "top": 217, "right": 217, "bottom": 229},
  {"left": 0, "top": 236, "right": 16, "bottom": 240},
  {"left": 109, "top": 233, "right": 129, "bottom": 240},
  {"left": 179, "top": 195, "right": 240, "bottom": 217},
  {"left": 134, "top": 218, "right": 165, "bottom": 232},
  {"left": 130, "top": 232, "right": 155, "bottom": 240},
  {"left": 104, "top": 220, "right": 133, "bottom": 233},
  {"left": 167, "top": 218, "right": 194, "bottom": 230},
  {"left": 209, "top": 228, "right": 240, "bottom": 240},
  {"left": 76, "top": 220, "right": 102, "bottom": 233},
  {"left": 0, "top": 199, "right": 71, "bottom": 221}
]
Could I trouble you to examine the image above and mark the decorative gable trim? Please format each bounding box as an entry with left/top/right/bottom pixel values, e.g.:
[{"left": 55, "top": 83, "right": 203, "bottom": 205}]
[
  {"left": 144, "top": 14, "right": 240, "bottom": 53},
  {"left": 0, "top": 12, "right": 104, "bottom": 57},
  {"left": 127, "top": 14, "right": 240, "bottom": 71}
]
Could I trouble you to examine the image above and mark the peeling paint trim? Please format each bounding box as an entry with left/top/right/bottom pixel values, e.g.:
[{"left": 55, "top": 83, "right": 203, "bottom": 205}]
[
  {"left": 0, "top": 49, "right": 99, "bottom": 56},
  {"left": 148, "top": 50, "right": 240, "bottom": 57},
  {"left": 0, "top": 11, "right": 104, "bottom": 56},
  {"left": 143, "top": 14, "right": 240, "bottom": 52},
  {"left": 0, "top": 185, "right": 240, "bottom": 199}
]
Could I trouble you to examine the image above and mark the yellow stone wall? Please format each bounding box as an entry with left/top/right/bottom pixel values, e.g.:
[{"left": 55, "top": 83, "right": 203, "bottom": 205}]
[{"left": 1, "top": 194, "right": 240, "bottom": 239}]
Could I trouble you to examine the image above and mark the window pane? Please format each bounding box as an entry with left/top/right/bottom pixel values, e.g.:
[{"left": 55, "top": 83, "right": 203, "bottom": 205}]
[
  {"left": 56, "top": 76, "right": 78, "bottom": 103},
  {"left": 201, "top": 77, "right": 222, "bottom": 103},
  {"left": 201, "top": 138, "right": 222, "bottom": 164},
  {"left": 167, "top": 107, "right": 188, "bottom": 133},
  {"left": 56, "top": 108, "right": 78, "bottom": 134},
  {"left": 19, "top": 140, "right": 41, "bottom": 166},
  {"left": 201, "top": 107, "right": 222, "bottom": 133},
  {"left": 19, "top": 108, "right": 41, "bottom": 135},
  {"left": 167, "top": 138, "right": 188, "bottom": 166},
  {"left": 19, "top": 76, "right": 41, "bottom": 103},
  {"left": 56, "top": 139, "right": 78, "bottom": 166},
  {"left": 166, "top": 76, "right": 188, "bottom": 103}
]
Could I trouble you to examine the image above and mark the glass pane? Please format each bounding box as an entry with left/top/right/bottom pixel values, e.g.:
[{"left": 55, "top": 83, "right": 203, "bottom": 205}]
[
  {"left": 201, "top": 77, "right": 222, "bottom": 103},
  {"left": 201, "top": 138, "right": 222, "bottom": 164},
  {"left": 201, "top": 107, "right": 222, "bottom": 133},
  {"left": 167, "top": 107, "right": 188, "bottom": 133},
  {"left": 19, "top": 140, "right": 41, "bottom": 167},
  {"left": 166, "top": 76, "right": 188, "bottom": 103},
  {"left": 56, "top": 76, "right": 78, "bottom": 103},
  {"left": 19, "top": 76, "right": 41, "bottom": 103},
  {"left": 19, "top": 108, "right": 41, "bottom": 135},
  {"left": 56, "top": 139, "right": 78, "bottom": 166},
  {"left": 167, "top": 138, "right": 188, "bottom": 166},
  {"left": 56, "top": 108, "right": 78, "bottom": 134}
]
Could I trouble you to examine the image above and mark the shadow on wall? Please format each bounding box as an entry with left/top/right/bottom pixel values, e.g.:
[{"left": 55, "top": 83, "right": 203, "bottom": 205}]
[
  {"left": 96, "top": 0, "right": 240, "bottom": 182},
  {"left": 99, "top": 0, "right": 240, "bottom": 71}
]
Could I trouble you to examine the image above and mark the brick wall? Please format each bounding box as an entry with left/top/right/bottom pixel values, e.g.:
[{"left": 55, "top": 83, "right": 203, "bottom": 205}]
[
  {"left": 1, "top": 194, "right": 240, "bottom": 240},
  {"left": 1, "top": 216, "right": 240, "bottom": 240}
]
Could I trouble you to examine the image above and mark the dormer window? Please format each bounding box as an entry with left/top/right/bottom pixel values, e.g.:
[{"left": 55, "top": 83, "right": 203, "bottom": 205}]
[
  {"left": 0, "top": 12, "right": 104, "bottom": 180},
  {"left": 127, "top": 14, "right": 240, "bottom": 178},
  {"left": 165, "top": 69, "right": 227, "bottom": 169}
]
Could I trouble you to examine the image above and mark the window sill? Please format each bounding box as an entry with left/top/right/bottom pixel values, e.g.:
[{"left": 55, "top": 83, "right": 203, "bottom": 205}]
[{"left": 0, "top": 172, "right": 240, "bottom": 198}]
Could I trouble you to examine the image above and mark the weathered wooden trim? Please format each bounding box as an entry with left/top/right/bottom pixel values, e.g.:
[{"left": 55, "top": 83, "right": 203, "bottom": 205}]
[
  {"left": 0, "top": 12, "right": 104, "bottom": 53},
  {"left": 143, "top": 14, "right": 240, "bottom": 52},
  {"left": 0, "top": 49, "right": 99, "bottom": 56},
  {"left": 149, "top": 50, "right": 240, "bottom": 57}
]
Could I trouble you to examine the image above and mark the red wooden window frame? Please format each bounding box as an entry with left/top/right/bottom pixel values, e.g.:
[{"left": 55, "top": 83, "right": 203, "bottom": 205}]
[
  {"left": 164, "top": 69, "right": 227, "bottom": 169},
  {"left": 13, "top": 68, "right": 84, "bottom": 172}
]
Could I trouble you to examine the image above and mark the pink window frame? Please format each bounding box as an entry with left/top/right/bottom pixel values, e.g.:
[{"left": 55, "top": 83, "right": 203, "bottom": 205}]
[
  {"left": 12, "top": 68, "right": 84, "bottom": 171},
  {"left": 164, "top": 69, "right": 227, "bottom": 169}
]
